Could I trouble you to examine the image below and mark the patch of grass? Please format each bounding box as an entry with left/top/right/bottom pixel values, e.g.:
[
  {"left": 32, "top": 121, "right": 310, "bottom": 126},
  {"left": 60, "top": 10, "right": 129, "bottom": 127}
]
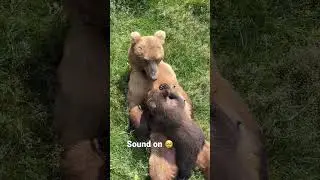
[
  {"left": 110, "top": 0, "right": 210, "bottom": 179},
  {"left": 0, "top": 0, "right": 65, "bottom": 179},
  {"left": 213, "top": 0, "right": 320, "bottom": 179}
]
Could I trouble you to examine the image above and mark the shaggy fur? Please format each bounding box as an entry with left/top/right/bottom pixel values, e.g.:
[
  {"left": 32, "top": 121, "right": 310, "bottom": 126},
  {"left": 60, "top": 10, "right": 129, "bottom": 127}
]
[
  {"left": 127, "top": 31, "right": 210, "bottom": 179},
  {"left": 146, "top": 84, "right": 205, "bottom": 179}
]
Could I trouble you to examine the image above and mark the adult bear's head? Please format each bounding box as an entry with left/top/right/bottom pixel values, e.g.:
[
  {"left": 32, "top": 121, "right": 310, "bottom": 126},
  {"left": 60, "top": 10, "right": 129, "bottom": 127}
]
[{"left": 128, "top": 30, "right": 166, "bottom": 81}]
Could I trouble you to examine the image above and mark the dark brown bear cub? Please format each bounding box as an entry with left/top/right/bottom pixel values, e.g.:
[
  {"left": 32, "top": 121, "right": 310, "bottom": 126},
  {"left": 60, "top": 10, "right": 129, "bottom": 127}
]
[{"left": 146, "top": 83, "right": 205, "bottom": 180}]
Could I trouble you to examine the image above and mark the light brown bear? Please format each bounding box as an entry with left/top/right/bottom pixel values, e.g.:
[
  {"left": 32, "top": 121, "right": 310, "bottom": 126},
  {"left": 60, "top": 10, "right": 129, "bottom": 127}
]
[
  {"left": 127, "top": 30, "right": 192, "bottom": 128},
  {"left": 127, "top": 31, "right": 210, "bottom": 179}
]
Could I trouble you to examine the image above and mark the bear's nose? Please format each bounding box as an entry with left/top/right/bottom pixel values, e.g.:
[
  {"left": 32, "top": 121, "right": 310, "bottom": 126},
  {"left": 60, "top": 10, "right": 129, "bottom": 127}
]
[
  {"left": 150, "top": 70, "right": 157, "bottom": 80},
  {"left": 150, "top": 74, "right": 157, "bottom": 80}
]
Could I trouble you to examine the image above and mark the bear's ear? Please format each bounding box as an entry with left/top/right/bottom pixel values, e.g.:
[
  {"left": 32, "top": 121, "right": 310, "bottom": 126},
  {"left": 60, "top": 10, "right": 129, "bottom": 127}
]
[
  {"left": 130, "top": 31, "right": 141, "bottom": 44},
  {"left": 154, "top": 30, "right": 166, "bottom": 44}
]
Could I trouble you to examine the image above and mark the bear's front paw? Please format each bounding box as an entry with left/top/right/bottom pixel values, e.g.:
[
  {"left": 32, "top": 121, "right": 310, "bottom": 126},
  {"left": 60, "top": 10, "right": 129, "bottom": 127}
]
[{"left": 159, "top": 83, "right": 170, "bottom": 90}]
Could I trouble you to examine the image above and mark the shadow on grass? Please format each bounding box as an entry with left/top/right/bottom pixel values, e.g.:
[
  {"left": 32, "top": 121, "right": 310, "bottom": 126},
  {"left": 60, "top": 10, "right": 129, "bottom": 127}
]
[{"left": 16, "top": 15, "right": 67, "bottom": 179}]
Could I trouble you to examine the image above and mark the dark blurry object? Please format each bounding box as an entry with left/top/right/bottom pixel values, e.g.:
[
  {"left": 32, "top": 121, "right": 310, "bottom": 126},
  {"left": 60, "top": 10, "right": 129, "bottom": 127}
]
[
  {"left": 54, "top": 0, "right": 108, "bottom": 179},
  {"left": 211, "top": 56, "right": 268, "bottom": 180}
]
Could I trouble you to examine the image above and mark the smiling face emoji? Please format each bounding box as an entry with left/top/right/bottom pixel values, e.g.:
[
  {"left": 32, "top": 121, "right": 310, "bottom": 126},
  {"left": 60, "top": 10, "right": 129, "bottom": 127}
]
[{"left": 165, "top": 140, "right": 173, "bottom": 149}]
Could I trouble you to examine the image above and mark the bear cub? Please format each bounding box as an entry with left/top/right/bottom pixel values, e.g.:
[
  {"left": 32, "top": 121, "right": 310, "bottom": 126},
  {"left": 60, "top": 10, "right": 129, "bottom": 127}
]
[{"left": 146, "top": 83, "right": 205, "bottom": 180}]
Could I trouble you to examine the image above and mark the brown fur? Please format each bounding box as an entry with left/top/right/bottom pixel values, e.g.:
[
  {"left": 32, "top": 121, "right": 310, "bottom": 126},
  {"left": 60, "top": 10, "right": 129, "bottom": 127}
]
[
  {"left": 127, "top": 31, "right": 210, "bottom": 179},
  {"left": 60, "top": 139, "right": 105, "bottom": 180},
  {"left": 127, "top": 31, "right": 192, "bottom": 129},
  {"left": 212, "top": 56, "right": 268, "bottom": 180},
  {"left": 148, "top": 139, "right": 210, "bottom": 180},
  {"left": 54, "top": 0, "right": 108, "bottom": 179},
  {"left": 196, "top": 141, "right": 210, "bottom": 179},
  {"left": 146, "top": 85, "right": 205, "bottom": 179},
  {"left": 149, "top": 133, "right": 178, "bottom": 180}
]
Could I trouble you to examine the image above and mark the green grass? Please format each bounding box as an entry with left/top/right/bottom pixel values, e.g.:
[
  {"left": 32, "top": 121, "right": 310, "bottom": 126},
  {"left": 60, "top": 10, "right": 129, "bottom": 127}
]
[
  {"left": 0, "top": 0, "right": 65, "bottom": 179},
  {"left": 213, "top": 0, "right": 320, "bottom": 179},
  {"left": 110, "top": 0, "right": 210, "bottom": 179}
]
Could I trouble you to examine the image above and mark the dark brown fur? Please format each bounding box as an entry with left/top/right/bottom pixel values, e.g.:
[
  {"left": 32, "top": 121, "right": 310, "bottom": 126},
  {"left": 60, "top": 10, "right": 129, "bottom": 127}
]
[
  {"left": 60, "top": 139, "right": 106, "bottom": 180},
  {"left": 146, "top": 84, "right": 205, "bottom": 179},
  {"left": 54, "top": 0, "right": 108, "bottom": 179},
  {"left": 126, "top": 32, "right": 210, "bottom": 179}
]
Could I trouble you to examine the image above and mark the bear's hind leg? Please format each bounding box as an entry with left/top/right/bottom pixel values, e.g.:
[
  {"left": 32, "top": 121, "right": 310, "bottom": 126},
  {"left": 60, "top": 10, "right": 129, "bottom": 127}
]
[
  {"left": 129, "top": 106, "right": 143, "bottom": 128},
  {"left": 149, "top": 133, "right": 177, "bottom": 180},
  {"left": 196, "top": 141, "right": 210, "bottom": 180}
]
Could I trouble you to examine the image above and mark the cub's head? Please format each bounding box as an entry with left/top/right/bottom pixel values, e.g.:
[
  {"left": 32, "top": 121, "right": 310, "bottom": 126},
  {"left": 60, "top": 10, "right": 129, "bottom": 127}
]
[
  {"left": 146, "top": 84, "right": 185, "bottom": 114},
  {"left": 129, "top": 30, "right": 166, "bottom": 80}
]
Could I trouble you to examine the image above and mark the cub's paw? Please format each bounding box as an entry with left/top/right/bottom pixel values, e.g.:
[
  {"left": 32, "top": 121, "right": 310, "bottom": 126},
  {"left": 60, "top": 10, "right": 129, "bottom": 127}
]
[{"left": 159, "top": 83, "right": 170, "bottom": 90}]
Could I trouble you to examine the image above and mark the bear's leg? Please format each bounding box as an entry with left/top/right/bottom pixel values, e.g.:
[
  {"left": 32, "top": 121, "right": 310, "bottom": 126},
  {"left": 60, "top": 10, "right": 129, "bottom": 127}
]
[
  {"left": 175, "top": 144, "right": 197, "bottom": 180},
  {"left": 149, "top": 133, "right": 177, "bottom": 180},
  {"left": 129, "top": 106, "right": 143, "bottom": 128},
  {"left": 128, "top": 107, "right": 151, "bottom": 141},
  {"left": 196, "top": 141, "right": 210, "bottom": 180},
  {"left": 60, "top": 139, "right": 105, "bottom": 180},
  {"left": 127, "top": 70, "right": 149, "bottom": 129},
  {"left": 149, "top": 136, "right": 210, "bottom": 180}
]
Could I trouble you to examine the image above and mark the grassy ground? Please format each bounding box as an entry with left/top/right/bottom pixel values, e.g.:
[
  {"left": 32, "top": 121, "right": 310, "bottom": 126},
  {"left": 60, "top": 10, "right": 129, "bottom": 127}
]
[
  {"left": 110, "top": 0, "right": 210, "bottom": 179},
  {"left": 0, "top": 0, "right": 65, "bottom": 179},
  {"left": 213, "top": 0, "right": 320, "bottom": 179}
]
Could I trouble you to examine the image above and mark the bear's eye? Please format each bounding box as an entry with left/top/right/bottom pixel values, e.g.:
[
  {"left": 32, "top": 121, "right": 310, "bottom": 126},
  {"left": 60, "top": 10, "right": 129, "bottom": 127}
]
[{"left": 138, "top": 47, "right": 142, "bottom": 51}]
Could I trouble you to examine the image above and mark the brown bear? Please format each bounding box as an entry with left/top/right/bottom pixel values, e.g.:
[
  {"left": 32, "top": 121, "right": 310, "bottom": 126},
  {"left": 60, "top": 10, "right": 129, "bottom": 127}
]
[
  {"left": 145, "top": 83, "right": 205, "bottom": 179},
  {"left": 127, "top": 30, "right": 192, "bottom": 130},
  {"left": 127, "top": 30, "right": 192, "bottom": 131},
  {"left": 127, "top": 31, "right": 210, "bottom": 179},
  {"left": 54, "top": 0, "right": 108, "bottom": 179}
]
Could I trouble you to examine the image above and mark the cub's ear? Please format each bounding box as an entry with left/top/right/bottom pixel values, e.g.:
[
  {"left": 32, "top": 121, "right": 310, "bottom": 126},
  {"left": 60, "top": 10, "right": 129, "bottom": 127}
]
[
  {"left": 130, "top": 31, "right": 141, "bottom": 44},
  {"left": 154, "top": 30, "right": 166, "bottom": 44}
]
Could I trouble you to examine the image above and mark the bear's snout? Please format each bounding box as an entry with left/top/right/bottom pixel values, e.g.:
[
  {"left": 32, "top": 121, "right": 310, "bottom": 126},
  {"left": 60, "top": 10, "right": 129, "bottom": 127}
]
[
  {"left": 150, "top": 71, "right": 157, "bottom": 80},
  {"left": 144, "top": 61, "right": 158, "bottom": 81}
]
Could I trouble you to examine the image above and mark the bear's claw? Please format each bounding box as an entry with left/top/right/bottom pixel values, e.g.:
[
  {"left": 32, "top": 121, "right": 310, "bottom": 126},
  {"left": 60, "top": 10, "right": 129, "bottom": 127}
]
[{"left": 159, "top": 83, "right": 170, "bottom": 90}]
